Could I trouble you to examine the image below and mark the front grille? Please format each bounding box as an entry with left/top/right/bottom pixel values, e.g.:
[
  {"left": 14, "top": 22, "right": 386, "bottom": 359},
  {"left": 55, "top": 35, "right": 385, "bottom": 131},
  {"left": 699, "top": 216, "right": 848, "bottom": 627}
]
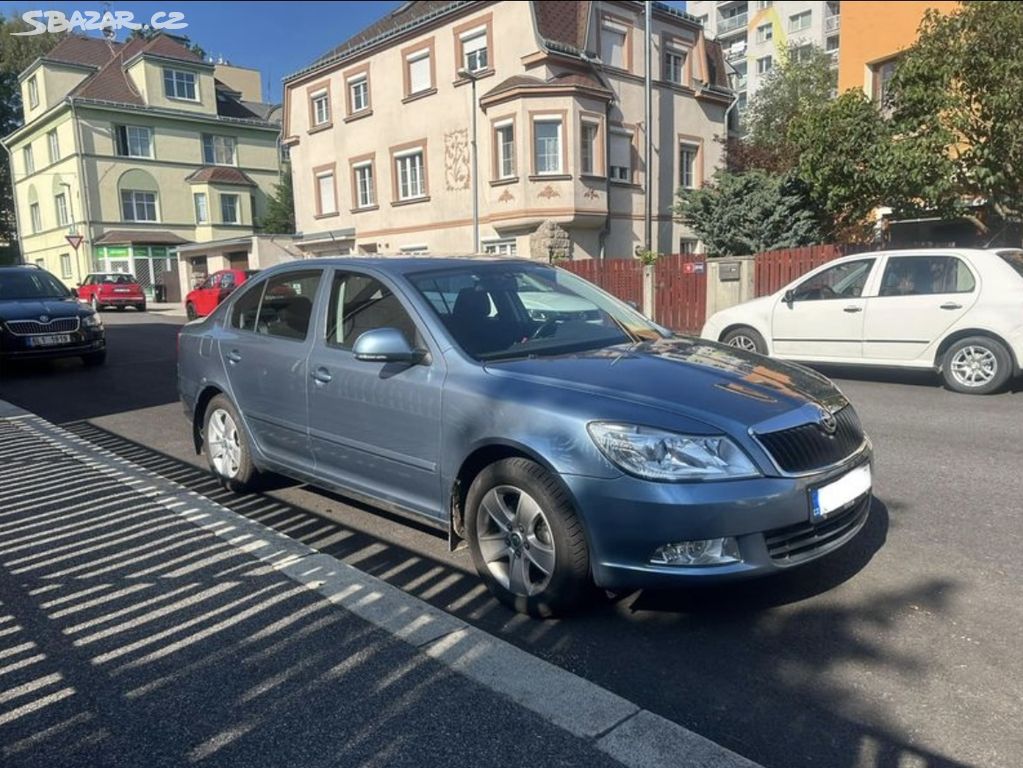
[
  {"left": 755, "top": 406, "right": 865, "bottom": 474},
  {"left": 765, "top": 495, "right": 870, "bottom": 564},
  {"left": 5, "top": 317, "right": 80, "bottom": 335}
]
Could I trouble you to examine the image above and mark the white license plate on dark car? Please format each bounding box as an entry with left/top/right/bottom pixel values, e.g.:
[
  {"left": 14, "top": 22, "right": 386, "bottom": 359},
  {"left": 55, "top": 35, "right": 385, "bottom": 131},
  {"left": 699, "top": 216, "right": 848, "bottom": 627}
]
[
  {"left": 27, "top": 334, "right": 72, "bottom": 347},
  {"left": 810, "top": 463, "right": 871, "bottom": 522}
]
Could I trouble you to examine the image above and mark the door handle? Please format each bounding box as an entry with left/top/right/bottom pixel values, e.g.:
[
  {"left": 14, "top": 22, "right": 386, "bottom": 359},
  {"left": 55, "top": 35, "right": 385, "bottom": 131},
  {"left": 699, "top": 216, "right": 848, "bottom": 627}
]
[
  {"left": 843, "top": 306, "right": 863, "bottom": 313},
  {"left": 226, "top": 349, "right": 242, "bottom": 364},
  {"left": 310, "top": 367, "right": 333, "bottom": 384},
  {"left": 940, "top": 302, "right": 963, "bottom": 310}
]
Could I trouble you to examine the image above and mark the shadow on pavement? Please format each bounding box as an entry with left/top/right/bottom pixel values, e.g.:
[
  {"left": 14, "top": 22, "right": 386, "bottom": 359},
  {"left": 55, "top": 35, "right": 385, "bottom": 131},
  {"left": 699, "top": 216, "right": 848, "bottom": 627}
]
[{"left": 56, "top": 422, "right": 976, "bottom": 768}]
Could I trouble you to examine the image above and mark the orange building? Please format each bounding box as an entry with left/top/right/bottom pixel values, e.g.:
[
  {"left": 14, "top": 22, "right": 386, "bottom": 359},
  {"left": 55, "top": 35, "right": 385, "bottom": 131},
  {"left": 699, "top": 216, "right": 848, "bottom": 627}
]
[{"left": 838, "top": 1, "right": 958, "bottom": 98}]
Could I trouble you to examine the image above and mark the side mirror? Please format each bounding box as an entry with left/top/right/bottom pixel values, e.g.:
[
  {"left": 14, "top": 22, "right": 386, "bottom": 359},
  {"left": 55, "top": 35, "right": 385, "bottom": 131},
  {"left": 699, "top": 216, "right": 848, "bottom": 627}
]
[
  {"left": 70, "top": 288, "right": 79, "bottom": 299},
  {"left": 353, "top": 328, "right": 421, "bottom": 364},
  {"left": 783, "top": 289, "right": 795, "bottom": 306}
]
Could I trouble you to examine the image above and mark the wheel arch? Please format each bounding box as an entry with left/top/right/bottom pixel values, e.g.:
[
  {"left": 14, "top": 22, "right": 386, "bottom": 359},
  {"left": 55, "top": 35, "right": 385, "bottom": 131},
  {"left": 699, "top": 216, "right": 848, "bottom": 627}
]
[
  {"left": 718, "top": 322, "right": 771, "bottom": 353},
  {"left": 934, "top": 328, "right": 1019, "bottom": 374},
  {"left": 191, "top": 384, "right": 226, "bottom": 454}
]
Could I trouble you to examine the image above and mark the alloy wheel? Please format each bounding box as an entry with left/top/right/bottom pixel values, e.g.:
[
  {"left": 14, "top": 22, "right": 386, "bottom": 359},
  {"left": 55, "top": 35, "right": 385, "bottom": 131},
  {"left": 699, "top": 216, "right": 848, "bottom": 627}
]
[
  {"left": 950, "top": 345, "right": 998, "bottom": 388},
  {"left": 727, "top": 334, "right": 759, "bottom": 352},
  {"left": 475, "top": 485, "right": 556, "bottom": 597},
  {"left": 207, "top": 408, "right": 242, "bottom": 478}
]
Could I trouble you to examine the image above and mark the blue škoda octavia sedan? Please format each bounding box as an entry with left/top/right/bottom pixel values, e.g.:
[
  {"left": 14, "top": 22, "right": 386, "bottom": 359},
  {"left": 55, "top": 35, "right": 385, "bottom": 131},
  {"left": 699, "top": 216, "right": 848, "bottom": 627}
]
[{"left": 177, "top": 259, "right": 874, "bottom": 617}]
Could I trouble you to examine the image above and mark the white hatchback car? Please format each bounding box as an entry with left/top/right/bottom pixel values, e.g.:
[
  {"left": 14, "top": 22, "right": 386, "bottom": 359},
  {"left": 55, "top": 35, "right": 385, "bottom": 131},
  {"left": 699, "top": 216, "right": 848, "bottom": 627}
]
[{"left": 702, "top": 248, "right": 1023, "bottom": 394}]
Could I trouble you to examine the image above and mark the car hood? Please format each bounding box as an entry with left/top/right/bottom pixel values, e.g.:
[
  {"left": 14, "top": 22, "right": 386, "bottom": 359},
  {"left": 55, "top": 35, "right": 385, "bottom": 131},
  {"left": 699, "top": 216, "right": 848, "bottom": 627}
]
[
  {"left": 0, "top": 298, "right": 88, "bottom": 321},
  {"left": 484, "top": 337, "right": 847, "bottom": 433}
]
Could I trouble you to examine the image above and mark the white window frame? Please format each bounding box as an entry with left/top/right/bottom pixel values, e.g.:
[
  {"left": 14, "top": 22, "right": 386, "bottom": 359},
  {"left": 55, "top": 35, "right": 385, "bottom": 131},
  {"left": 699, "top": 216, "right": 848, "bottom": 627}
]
[
  {"left": 121, "top": 189, "right": 158, "bottom": 222},
  {"left": 55, "top": 193, "right": 69, "bottom": 228},
  {"left": 202, "top": 134, "right": 237, "bottom": 166},
  {"left": 756, "top": 56, "right": 773, "bottom": 75},
  {"left": 194, "top": 192, "right": 209, "bottom": 224},
  {"left": 29, "top": 202, "right": 41, "bottom": 233},
  {"left": 789, "top": 11, "right": 812, "bottom": 33},
  {"left": 354, "top": 162, "right": 375, "bottom": 209},
  {"left": 756, "top": 23, "right": 773, "bottom": 43},
  {"left": 220, "top": 193, "right": 241, "bottom": 224},
  {"left": 609, "top": 129, "right": 633, "bottom": 183},
  {"left": 495, "top": 120, "right": 515, "bottom": 179},
  {"left": 533, "top": 117, "right": 563, "bottom": 176},
  {"left": 23, "top": 146, "right": 34, "bottom": 175},
  {"left": 664, "top": 48, "right": 687, "bottom": 85},
  {"left": 47, "top": 130, "right": 59, "bottom": 164},
  {"left": 482, "top": 238, "right": 516, "bottom": 256},
  {"left": 27, "top": 75, "right": 39, "bottom": 109},
  {"left": 116, "top": 125, "right": 153, "bottom": 158},
  {"left": 311, "top": 90, "right": 331, "bottom": 125},
  {"left": 164, "top": 68, "right": 198, "bottom": 101},
  {"left": 679, "top": 143, "right": 699, "bottom": 189},
  {"left": 395, "top": 149, "right": 426, "bottom": 201},
  {"left": 461, "top": 28, "right": 489, "bottom": 73},
  {"left": 407, "top": 50, "right": 432, "bottom": 95},
  {"left": 601, "top": 19, "right": 628, "bottom": 69},
  {"left": 60, "top": 253, "right": 72, "bottom": 279},
  {"left": 580, "top": 121, "right": 599, "bottom": 176},
  {"left": 348, "top": 76, "right": 369, "bottom": 113},
  {"left": 316, "top": 171, "right": 337, "bottom": 215}
]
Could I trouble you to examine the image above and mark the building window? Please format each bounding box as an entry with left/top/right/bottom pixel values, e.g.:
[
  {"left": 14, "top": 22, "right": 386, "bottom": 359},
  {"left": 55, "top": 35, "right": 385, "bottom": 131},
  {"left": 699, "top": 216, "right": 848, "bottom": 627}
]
[
  {"left": 221, "top": 193, "right": 240, "bottom": 224},
  {"left": 756, "top": 23, "right": 773, "bottom": 43},
  {"left": 316, "top": 170, "right": 337, "bottom": 215},
  {"left": 396, "top": 151, "right": 426, "bottom": 200},
  {"left": 826, "top": 35, "right": 840, "bottom": 53},
  {"left": 60, "top": 253, "right": 72, "bottom": 279},
  {"left": 756, "top": 1, "right": 773, "bottom": 10},
  {"left": 399, "top": 245, "right": 428, "bottom": 255},
  {"left": 348, "top": 76, "right": 369, "bottom": 113},
  {"left": 115, "top": 125, "right": 153, "bottom": 158},
  {"left": 461, "top": 29, "right": 488, "bottom": 73},
  {"left": 23, "top": 146, "right": 34, "bottom": 175},
  {"left": 164, "top": 68, "right": 197, "bottom": 100},
  {"left": 872, "top": 58, "right": 899, "bottom": 104},
  {"left": 311, "top": 90, "right": 331, "bottom": 125},
  {"left": 789, "top": 11, "right": 812, "bottom": 33},
  {"left": 483, "top": 239, "right": 516, "bottom": 256},
  {"left": 664, "top": 48, "right": 687, "bottom": 84},
  {"left": 54, "top": 193, "right": 69, "bottom": 228},
  {"left": 121, "top": 190, "right": 158, "bottom": 222},
  {"left": 27, "top": 75, "right": 39, "bottom": 108},
  {"left": 29, "top": 203, "right": 41, "bottom": 233},
  {"left": 407, "top": 50, "right": 432, "bottom": 95},
  {"left": 580, "top": 121, "right": 599, "bottom": 176},
  {"left": 354, "top": 162, "right": 374, "bottom": 208},
  {"left": 495, "top": 122, "right": 515, "bottom": 179},
  {"left": 756, "top": 56, "right": 773, "bottom": 75},
  {"left": 194, "top": 192, "right": 208, "bottom": 224},
  {"left": 680, "top": 144, "right": 699, "bottom": 189},
  {"left": 601, "top": 19, "right": 628, "bottom": 69},
  {"left": 47, "top": 130, "right": 59, "bottom": 164},
  {"left": 533, "top": 119, "right": 562, "bottom": 175},
  {"left": 609, "top": 130, "right": 632, "bottom": 182},
  {"left": 202, "top": 134, "right": 236, "bottom": 165}
]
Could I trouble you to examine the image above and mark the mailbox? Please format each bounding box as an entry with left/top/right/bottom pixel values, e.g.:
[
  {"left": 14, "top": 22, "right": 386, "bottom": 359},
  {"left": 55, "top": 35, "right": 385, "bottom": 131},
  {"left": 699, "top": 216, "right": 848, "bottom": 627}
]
[{"left": 718, "top": 261, "right": 741, "bottom": 282}]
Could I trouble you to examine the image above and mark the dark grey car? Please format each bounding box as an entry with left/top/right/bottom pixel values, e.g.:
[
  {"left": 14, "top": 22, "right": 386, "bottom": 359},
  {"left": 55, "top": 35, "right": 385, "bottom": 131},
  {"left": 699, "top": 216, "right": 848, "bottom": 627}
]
[{"left": 178, "top": 259, "right": 873, "bottom": 616}]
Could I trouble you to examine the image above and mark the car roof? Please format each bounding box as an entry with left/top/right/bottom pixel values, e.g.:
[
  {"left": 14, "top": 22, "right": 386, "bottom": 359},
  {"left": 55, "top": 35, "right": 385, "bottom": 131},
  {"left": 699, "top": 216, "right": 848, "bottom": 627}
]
[{"left": 263, "top": 257, "right": 544, "bottom": 276}]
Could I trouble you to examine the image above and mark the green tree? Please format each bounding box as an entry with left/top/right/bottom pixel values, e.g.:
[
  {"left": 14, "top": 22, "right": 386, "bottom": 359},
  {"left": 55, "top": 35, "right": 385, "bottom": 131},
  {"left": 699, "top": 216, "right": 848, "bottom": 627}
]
[
  {"left": 889, "top": 1, "right": 1023, "bottom": 227},
  {"left": 258, "top": 170, "right": 295, "bottom": 234},
  {"left": 0, "top": 14, "right": 66, "bottom": 263},
  {"left": 673, "top": 170, "right": 825, "bottom": 256}
]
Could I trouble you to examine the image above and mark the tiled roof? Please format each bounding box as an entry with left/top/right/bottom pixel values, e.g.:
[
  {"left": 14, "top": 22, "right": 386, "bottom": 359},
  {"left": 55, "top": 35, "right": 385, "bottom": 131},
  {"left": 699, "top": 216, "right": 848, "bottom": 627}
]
[
  {"left": 42, "top": 35, "right": 121, "bottom": 69},
  {"left": 185, "top": 166, "right": 258, "bottom": 186},
  {"left": 533, "top": 1, "right": 590, "bottom": 54},
  {"left": 93, "top": 230, "right": 190, "bottom": 245},
  {"left": 483, "top": 71, "right": 611, "bottom": 100},
  {"left": 703, "top": 40, "right": 729, "bottom": 89}
]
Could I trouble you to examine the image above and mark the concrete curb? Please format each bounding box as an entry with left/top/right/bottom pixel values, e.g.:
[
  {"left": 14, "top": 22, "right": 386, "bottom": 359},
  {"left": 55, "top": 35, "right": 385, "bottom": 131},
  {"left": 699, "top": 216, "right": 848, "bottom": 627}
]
[{"left": 0, "top": 401, "right": 762, "bottom": 768}]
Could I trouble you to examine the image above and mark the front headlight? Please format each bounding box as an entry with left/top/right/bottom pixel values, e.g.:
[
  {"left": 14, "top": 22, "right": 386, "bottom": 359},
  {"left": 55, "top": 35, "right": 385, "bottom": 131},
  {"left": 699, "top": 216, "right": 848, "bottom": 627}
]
[
  {"left": 82, "top": 313, "right": 103, "bottom": 329},
  {"left": 587, "top": 422, "right": 760, "bottom": 481}
]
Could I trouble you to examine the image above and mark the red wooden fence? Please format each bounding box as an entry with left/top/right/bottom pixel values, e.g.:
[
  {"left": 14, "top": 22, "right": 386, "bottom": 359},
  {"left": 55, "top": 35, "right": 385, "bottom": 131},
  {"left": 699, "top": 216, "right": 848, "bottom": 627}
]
[
  {"left": 754, "top": 244, "right": 846, "bottom": 296},
  {"left": 654, "top": 254, "right": 707, "bottom": 334},
  {"left": 560, "top": 258, "right": 643, "bottom": 308}
]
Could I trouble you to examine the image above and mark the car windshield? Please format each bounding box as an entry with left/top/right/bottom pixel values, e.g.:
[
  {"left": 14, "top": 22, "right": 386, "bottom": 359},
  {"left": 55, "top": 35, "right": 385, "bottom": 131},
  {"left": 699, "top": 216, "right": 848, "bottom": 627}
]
[
  {"left": 0, "top": 270, "right": 70, "bottom": 300},
  {"left": 996, "top": 249, "right": 1023, "bottom": 280},
  {"left": 409, "top": 264, "right": 668, "bottom": 361}
]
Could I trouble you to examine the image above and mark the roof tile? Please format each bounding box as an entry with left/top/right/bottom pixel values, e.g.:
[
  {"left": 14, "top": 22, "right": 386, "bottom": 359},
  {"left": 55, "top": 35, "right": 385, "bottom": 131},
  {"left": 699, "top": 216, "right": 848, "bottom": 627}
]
[{"left": 185, "top": 166, "right": 258, "bottom": 186}]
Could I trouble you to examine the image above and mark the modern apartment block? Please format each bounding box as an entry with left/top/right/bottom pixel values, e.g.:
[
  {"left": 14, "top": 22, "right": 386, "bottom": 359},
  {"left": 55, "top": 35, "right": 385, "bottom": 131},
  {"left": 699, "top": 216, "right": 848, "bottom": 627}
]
[
  {"left": 1, "top": 34, "right": 283, "bottom": 299},
  {"left": 689, "top": 0, "right": 840, "bottom": 122},
  {"left": 282, "top": 0, "right": 732, "bottom": 260}
]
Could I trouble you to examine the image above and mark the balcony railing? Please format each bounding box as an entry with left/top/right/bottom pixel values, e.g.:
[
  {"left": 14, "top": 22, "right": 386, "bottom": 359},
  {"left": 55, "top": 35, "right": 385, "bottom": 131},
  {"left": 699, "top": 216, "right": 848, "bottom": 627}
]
[
  {"left": 824, "top": 14, "right": 840, "bottom": 33},
  {"left": 725, "top": 46, "right": 748, "bottom": 62},
  {"left": 717, "top": 13, "right": 748, "bottom": 34},
  {"left": 733, "top": 75, "right": 748, "bottom": 90}
]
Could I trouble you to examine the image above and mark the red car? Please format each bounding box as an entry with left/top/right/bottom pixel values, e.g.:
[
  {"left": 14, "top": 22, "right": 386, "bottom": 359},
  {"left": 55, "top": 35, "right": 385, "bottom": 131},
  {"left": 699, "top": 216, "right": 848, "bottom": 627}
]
[
  {"left": 77, "top": 273, "right": 146, "bottom": 312},
  {"left": 185, "top": 269, "right": 257, "bottom": 320}
]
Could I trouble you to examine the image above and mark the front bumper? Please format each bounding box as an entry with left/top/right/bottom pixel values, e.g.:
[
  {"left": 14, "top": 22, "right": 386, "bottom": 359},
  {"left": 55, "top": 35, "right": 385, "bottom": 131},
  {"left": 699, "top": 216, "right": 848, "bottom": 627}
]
[
  {"left": 1, "top": 331, "right": 105, "bottom": 361},
  {"left": 563, "top": 448, "right": 873, "bottom": 589}
]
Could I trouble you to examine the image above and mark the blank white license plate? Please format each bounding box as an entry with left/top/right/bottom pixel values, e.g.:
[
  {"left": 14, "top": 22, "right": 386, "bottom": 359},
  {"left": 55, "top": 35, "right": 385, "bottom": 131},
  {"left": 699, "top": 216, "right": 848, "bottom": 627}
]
[
  {"left": 114, "top": 288, "right": 131, "bottom": 293},
  {"left": 811, "top": 463, "right": 871, "bottom": 522},
  {"left": 27, "top": 334, "right": 72, "bottom": 347}
]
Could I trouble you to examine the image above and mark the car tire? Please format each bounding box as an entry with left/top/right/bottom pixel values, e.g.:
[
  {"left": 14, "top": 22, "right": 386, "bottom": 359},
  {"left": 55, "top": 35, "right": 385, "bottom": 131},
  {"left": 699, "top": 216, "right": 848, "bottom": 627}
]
[
  {"left": 941, "top": 336, "right": 1012, "bottom": 395},
  {"left": 115, "top": 305, "right": 126, "bottom": 312},
  {"left": 135, "top": 302, "right": 146, "bottom": 312},
  {"left": 82, "top": 350, "right": 106, "bottom": 367},
  {"left": 186, "top": 302, "right": 198, "bottom": 321},
  {"left": 203, "top": 395, "right": 258, "bottom": 492},
  {"left": 465, "top": 457, "right": 592, "bottom": 618},
  {"left": 722, "top": 326, "right": 768, "bottom": 355}
]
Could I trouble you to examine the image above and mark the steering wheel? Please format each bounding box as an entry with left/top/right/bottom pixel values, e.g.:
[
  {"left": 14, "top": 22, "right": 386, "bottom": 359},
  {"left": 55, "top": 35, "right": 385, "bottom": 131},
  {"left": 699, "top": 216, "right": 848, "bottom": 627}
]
[
  {"left": 818, "top": 284, "right": 838, "bottom": 299},
  {"left": 530, "top": 320, "right": 558, "bottom": 340}
]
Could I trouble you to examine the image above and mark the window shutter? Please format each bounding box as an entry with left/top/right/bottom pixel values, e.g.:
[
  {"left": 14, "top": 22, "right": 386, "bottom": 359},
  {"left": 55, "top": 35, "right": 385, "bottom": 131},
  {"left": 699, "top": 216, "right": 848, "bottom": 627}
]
[
  {"left": 409, "top": 55, "right": 431, "bottom": 93},
  {"left": 318, "top": 174, "right": 336, "bottom": 214},
  {"left": 463, "top": 33, "right": 486, "bottom": 56},
  {"left": 610, "top": 133, "right": 631, "bottom": 170}
]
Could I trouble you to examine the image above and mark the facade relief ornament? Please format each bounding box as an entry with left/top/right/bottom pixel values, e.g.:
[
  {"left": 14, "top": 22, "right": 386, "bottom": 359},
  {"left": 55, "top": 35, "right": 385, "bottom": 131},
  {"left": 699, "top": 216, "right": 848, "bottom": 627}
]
[
  {"left": 444, "top": 129, "right": 470, "bottom": 191},
  {"left": 498, "top": 188, "right": 514, "bottom": 203},
  {"left": 537, "top": 185, "right": 560, "bottom": 200}
]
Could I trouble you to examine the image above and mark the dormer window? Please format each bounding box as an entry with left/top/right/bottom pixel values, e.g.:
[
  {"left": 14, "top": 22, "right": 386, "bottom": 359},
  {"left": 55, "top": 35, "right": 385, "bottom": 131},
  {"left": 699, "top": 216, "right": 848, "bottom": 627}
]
[
  {"left": 27, "top": 76, "right": 39, "bottom": 109},
  {"left": 164, "top": 68, "right": 197, "bottom": 101}
]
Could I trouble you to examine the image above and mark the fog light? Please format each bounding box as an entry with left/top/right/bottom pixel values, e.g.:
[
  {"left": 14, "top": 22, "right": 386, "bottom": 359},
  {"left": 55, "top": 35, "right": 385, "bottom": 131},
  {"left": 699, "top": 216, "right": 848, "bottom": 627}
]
[{"left": 650, "top": 537, "right": 741, "bottom": 566}]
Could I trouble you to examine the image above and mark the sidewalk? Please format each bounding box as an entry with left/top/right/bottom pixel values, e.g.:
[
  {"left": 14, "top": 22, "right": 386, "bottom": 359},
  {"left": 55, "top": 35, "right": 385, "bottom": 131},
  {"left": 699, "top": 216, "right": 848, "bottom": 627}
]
[
  {"left": 141, "top": 301, "right": 187, "bottom": 318},
  {"left": 0, "top": 400, "right": 760, "bottom": 768}
]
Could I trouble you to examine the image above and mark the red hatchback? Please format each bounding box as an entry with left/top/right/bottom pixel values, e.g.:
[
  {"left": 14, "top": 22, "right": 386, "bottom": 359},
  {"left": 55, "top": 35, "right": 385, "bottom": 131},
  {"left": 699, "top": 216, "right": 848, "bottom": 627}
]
[
  {"left": 185, "top": 269, "right": 258, "bottom": 320},
  {"left": 77, "top": 273, "right": 146, "bottom": 312}
]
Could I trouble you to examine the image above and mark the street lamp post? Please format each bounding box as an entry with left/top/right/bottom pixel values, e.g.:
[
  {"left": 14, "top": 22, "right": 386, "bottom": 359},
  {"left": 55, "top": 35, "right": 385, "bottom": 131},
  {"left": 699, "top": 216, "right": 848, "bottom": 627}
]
[{"left": 459, "top": 68, "right": 482, "bottom": 254}]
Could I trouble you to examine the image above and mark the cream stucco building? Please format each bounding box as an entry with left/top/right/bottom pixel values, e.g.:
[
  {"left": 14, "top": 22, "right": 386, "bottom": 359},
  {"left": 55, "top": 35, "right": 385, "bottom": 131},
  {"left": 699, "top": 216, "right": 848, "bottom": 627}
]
[
  {"left": 283, "top": 0, "right": 732, "bottom": 260},
  {"left": 1, "top": 34, "right": 284, "bottom": 301}
]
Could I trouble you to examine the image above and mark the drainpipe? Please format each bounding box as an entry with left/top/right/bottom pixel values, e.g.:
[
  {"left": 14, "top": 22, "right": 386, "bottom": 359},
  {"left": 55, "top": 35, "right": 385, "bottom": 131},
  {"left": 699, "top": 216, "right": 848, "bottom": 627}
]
[
  {"left": 581, "top": 53, "right": 615, "bottom": 261},
  {"left": 70, "top": 100, "right": 95, "bottom": 277},
  {"left": 643, "top": 1, "right": 652, "bottom": 256}
]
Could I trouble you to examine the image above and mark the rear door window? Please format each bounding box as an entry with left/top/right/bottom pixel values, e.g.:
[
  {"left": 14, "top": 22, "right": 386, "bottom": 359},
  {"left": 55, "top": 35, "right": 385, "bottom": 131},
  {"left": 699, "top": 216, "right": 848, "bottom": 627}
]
[
  {"left": 879, "top": 256, "right": 975, "bottom": 296},
  {"left": 255, "top": 271, "right": 322, "bottom": 341}
]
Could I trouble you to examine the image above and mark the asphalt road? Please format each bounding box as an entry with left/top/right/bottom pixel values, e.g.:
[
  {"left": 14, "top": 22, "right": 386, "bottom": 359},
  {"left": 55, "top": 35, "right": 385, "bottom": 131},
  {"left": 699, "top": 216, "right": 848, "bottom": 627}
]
[{"left": 2, "top": 309, "right": 1021, "bottom": 768}]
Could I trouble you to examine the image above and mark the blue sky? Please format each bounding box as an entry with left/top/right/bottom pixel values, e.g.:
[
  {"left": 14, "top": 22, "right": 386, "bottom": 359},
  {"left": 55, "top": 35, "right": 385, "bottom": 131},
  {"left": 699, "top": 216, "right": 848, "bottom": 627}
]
[{"left": 5, "top": 1, "right": 687, "bottom": 103}]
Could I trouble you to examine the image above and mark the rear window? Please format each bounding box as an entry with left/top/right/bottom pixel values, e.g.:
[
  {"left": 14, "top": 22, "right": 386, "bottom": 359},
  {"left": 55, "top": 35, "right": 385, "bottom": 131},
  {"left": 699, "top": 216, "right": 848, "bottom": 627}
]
[
  {"left": 101, "top": 274, "right": 136, "bottom": 284},
  {"left": 997, "top": 250, "right": 1023, "bottom": 280}
]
